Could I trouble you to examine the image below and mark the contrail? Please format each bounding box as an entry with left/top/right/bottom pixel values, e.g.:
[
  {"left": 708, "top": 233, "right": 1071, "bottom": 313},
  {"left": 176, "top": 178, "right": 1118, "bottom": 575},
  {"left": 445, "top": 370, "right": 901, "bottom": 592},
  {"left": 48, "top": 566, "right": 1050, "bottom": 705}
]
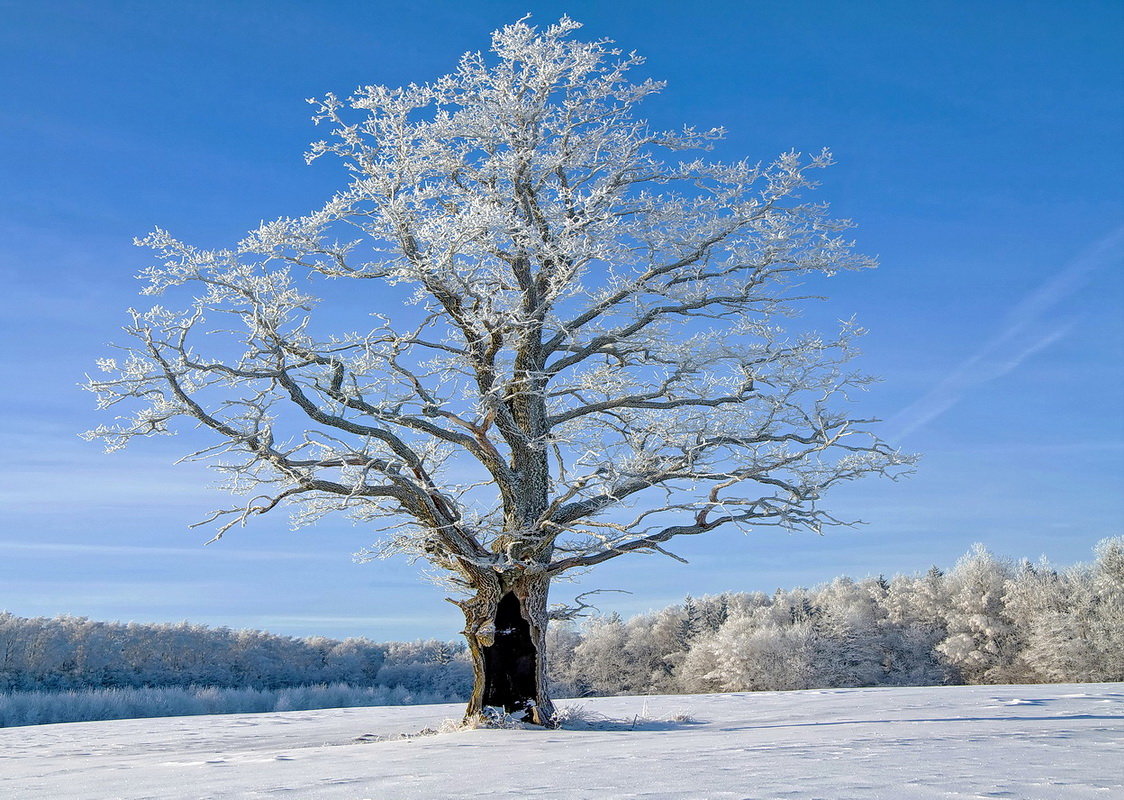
[{"left": 886, "top": 224, "right": 1124, "bottom": 442}]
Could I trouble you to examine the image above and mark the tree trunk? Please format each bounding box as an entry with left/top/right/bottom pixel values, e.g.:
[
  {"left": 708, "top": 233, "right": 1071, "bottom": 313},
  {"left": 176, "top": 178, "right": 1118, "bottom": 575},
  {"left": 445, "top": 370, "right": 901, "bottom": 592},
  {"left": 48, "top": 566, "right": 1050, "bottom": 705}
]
[{"left": 459, "top": 570, "right": 556, "bottom": 726}]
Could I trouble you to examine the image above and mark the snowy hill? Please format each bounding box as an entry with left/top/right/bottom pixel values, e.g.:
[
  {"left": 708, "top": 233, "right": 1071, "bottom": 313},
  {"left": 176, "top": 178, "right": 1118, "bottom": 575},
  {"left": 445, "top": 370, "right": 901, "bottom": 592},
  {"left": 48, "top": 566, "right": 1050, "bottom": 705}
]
[{"left": 3, "top": 683, "right": 1120, "bottom": 799}]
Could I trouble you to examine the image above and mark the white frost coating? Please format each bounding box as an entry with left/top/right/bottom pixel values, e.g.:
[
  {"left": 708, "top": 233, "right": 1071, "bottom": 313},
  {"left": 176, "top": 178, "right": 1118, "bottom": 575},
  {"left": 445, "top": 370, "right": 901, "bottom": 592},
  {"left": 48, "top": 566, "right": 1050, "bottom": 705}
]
[{"left": 83, "top": 16, "right": 914, "bottom": 592}]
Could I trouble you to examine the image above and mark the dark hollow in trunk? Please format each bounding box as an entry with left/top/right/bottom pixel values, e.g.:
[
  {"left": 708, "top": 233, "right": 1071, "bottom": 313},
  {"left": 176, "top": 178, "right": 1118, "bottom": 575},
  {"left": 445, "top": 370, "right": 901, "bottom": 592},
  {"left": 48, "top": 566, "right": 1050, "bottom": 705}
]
[
  {"left": 460, "top": 572, "right": 555, "bottom": 726},
  {"left": 481, "top": 592, "right": 538, "bottom": 715}
]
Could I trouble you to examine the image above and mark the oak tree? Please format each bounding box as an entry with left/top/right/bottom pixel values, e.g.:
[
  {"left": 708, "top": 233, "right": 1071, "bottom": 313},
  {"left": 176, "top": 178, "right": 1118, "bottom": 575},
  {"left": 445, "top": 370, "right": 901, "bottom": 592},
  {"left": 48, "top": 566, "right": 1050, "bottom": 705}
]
[{"left": 85, "top": 17, "right": 912, "bottom": 725}]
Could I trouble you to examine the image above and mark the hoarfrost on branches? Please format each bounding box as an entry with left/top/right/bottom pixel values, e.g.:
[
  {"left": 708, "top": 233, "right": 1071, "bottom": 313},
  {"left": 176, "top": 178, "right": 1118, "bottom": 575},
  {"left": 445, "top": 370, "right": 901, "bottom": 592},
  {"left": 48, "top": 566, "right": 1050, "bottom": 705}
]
[{"left": 83, "top": 15, "right": 914, "bottom": 723}]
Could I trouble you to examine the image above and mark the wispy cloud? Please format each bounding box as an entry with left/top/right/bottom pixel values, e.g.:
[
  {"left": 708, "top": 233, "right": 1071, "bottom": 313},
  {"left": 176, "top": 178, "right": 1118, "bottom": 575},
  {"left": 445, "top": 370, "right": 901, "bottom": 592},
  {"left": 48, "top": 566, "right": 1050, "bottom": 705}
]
[{"left": 887, "top": 225, "right": 1124, "bottom": 441}]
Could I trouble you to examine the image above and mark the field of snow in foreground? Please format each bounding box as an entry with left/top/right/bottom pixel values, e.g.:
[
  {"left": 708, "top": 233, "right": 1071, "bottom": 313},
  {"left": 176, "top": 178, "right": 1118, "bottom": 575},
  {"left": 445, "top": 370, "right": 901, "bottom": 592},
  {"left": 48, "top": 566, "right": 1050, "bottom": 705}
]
[{"left": 2, "top": 683, "right": 1120, "bottom": 799}]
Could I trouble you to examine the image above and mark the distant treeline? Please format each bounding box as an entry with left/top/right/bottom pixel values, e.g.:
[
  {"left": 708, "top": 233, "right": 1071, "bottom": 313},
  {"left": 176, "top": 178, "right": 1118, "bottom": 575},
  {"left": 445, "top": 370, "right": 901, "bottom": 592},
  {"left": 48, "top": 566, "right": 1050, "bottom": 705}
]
[
  {"left": 0, "top": 617, "right": 471, "bottom": 696},
  {"left": 1, "top": 538, "right": 1120, "bottom": 726},
  {"left": 547, "top": 538, "right": 1124, "bottom": 696},
  {"left": 0, "top": 682, "right": 455, "bottom": 728}
]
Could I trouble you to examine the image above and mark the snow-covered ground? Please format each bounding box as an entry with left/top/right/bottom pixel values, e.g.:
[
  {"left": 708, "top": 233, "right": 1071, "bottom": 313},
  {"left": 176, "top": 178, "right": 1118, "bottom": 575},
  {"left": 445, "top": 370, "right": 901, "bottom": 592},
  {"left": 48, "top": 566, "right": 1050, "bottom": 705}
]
[{"left": 3, "top": 683, "right": 1120, "bottom": 799}]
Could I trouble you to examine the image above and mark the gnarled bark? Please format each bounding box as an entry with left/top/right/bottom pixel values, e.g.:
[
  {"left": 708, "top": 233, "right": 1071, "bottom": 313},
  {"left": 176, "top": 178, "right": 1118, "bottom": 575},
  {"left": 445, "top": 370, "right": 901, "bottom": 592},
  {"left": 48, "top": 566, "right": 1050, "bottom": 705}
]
[{"left": 459, "top": 571, "right": 555, "bottom": 726}]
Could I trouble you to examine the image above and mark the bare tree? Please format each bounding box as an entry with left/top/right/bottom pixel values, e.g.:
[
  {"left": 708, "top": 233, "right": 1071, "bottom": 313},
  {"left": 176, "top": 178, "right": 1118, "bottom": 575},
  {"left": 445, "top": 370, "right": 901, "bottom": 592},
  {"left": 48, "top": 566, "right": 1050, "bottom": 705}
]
[{"left": 84, "top": 17, "right": 913, "bottom": 725}]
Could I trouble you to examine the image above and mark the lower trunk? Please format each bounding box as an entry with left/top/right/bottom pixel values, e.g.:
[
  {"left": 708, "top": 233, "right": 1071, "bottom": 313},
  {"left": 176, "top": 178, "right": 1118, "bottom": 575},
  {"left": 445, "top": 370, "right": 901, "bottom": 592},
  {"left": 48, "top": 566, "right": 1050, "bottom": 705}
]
[{"left": 459, "top": 571, "right": 555, "bottom": 726}]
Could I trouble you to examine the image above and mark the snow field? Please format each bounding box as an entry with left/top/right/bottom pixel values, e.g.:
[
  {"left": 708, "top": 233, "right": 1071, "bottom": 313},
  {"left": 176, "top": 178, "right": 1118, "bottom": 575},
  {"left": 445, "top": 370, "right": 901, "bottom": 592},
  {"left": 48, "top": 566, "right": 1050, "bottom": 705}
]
[{"left": 2, "top": 682, "right": 1120, "bottom": 799}]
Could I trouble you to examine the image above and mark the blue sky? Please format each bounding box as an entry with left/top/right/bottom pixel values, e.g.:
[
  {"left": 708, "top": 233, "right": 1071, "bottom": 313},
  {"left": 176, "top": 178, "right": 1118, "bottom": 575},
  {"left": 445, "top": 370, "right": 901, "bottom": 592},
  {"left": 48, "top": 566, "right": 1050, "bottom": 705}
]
[{"left": 1, "top": 0, "right": 1121, "bottom": 640}]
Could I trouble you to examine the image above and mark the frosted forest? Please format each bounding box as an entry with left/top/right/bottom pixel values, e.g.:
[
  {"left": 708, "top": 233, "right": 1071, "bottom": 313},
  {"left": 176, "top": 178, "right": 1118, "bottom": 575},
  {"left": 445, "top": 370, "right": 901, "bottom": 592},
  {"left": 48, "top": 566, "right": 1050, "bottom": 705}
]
[{"left": 2, "top": 538, "right": 1120, "bottom": 728}]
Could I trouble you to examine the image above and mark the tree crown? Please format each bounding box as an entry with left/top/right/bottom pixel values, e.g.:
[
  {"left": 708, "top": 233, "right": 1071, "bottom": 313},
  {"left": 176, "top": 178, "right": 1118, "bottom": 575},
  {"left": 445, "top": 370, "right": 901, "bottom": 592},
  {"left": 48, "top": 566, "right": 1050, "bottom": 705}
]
[{"left": 84, "top": 17, "right": 914, "bottom": 591}]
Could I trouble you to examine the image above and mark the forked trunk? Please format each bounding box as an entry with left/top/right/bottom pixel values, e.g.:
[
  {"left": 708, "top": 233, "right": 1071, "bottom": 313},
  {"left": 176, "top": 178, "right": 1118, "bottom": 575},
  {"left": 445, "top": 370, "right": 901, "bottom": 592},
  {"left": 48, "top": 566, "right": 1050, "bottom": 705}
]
[{"left": 458, "top": 570, "right": 555, "bottom": 726}]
